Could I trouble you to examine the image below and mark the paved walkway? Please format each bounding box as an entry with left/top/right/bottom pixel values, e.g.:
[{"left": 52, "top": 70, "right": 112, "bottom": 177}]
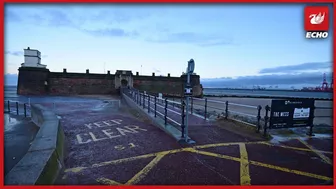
[
  {"left": 4, "top": 114, "right": 39, "bottom": 175},
  {"left": 35, "top": 96, "right": 332, "bottom": 185}
]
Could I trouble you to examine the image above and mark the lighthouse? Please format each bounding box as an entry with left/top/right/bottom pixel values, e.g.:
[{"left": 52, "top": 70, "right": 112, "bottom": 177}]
[
  {"left": 20, "top": 47, "right": 47, "bottom": 68},
  {"left": 17, "top": 47, "right": 49, "bottom": 95}
]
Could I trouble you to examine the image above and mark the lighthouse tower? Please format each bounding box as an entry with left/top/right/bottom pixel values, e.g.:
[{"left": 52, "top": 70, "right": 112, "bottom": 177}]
[
  {"left": 17, "top": 47, "right": 50, "bottom": 95},
  {"left": 20, "top": 47, "right": 47, "bottom": 68}
]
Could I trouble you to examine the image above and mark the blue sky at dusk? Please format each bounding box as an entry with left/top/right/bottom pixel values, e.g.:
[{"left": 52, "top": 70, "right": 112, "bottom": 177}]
[{"left": 4, "top": 4, "right": 333, "bottom": 88}]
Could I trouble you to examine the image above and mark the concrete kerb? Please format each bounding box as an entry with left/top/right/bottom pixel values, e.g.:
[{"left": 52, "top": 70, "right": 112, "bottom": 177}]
[
  {"left": 5, "top": 104, "right": 65, "bottom": 185},
  {"left": 121, "top": 93, "right": 192, "bottom": 143}
]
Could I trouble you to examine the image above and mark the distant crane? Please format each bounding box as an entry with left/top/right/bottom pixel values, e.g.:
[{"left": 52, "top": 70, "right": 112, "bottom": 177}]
[
  {"left": 321, "top": 73, "right": 329, "bottom": 91},
  {"left": 330, "top": 73, "right": 334, "bottom": 90}
]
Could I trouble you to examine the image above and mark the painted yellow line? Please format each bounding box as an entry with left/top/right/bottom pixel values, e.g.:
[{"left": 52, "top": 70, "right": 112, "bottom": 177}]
[
  {"left": 64, "top": 139, "right": 333, "bottom": 181},
  {"left": 96, "top": 177, "right": 122, "bottom": 185},
  {"left": 187, "top": 148, "right": 242, "bottom": 162},
  {"left": 92, "top": 153, "right": 158, "bottom": 168},
  {"left": 249, "top": 160, "right": 332, "bottom": 181},
  {"left": 125, "top": 152, "right": 168, "bottom": 185},
  {"left": 297, "top": 139, "right": 332, "bottom": 165},
  {"left": 194, "top": 141, "right": 263, "bottom": 149},
  {"left": 65, "top": 148, "right": 191, "bottom": 173},
  {"left": 190, "top": 148, "right": 332, "bottom": 182},
  {"left": 239, "top": 144, "right": 251, "bottom": 185},
  {"left": 253, "top": 142, "right": 333, "bottom": 154}
]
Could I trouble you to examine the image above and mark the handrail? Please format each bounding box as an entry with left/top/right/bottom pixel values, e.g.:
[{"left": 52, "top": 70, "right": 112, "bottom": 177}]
[
  {"left": 124, "top": 88, "right": 332, "bottom": 138},
  {"left": 228, "top": 102, "right": 258, "bottom": 109}
]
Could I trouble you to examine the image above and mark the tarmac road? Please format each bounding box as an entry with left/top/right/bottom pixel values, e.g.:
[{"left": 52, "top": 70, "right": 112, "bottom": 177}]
[{"left": 33, "top": 95, "right": 332, "bottom": 185}]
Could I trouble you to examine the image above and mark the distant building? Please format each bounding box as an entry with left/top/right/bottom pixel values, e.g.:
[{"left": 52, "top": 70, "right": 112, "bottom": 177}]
[{"left": 20, "top": 47, "right": 47, "bottom": 68}]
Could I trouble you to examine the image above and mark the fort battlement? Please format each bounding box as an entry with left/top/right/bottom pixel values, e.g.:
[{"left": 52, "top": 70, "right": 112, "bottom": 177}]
[{"left": 17, "top": 48, "right": 203, "bottom": 97}]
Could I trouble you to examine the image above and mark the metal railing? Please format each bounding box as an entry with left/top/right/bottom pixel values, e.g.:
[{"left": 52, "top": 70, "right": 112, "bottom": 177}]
[
  {"left": 123, "top": 89, "right": 188, "bottom": 139},
  {"left": 166, "top": 96, "right": 332, "bottom": 137},
  {"left": 4, "top": 100, "right": 31, "bottom": 117}
]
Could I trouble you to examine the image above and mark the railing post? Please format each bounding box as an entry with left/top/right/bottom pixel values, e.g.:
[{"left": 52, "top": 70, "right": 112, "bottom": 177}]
[
  {"left": 204, "top": 98, "right": 208, "bottom": 120},
  {"left": 181, "top": 101, "right": 186, "bottom": 139},
  {"left": 137, "top": 92, "right": 139, "bottom": 104},
  {"left": 172, "top": 97, "right": 175, "bottom": 108},
  {"left": 143, "top": 94, "right": 145, "bottom": 109},
  {"left": 7, "top": 100, "right": 10, "bottom": 112},
  {"left": 24, "top": 103, "right": 27, "bottom": 117},
  {"left": 256, "top": 105, "right": 262, "bottom": 133},
  {"left": 307, "top": 106, "right": 315, "bottom": 136},
  {"left": 164, "top": 98, "right": 168, "bottom": 125},
  {"left": 148, "top": 95, "right": 150, "bottom": 113},
  {"left": 263, "top": 105, "right": 270, "bottom": 137},
  {"left": 154, "top": 96, "right": 157, "bottom": 117},
  {"left": 191, "top": 97, "right": 193, "bottom": 115},
  {"left": 225, "top": 101, "right": 229, "bottom": 119},
  {"left": 16, "top": 102, "right": 19, "bottom": 115},
  {"left": 140, "top": 93, "right": 142, "bottom": 106}
]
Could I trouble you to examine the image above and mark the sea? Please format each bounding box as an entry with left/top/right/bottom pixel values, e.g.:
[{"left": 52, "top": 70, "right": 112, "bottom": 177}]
[
  {"left": 203, "top": 88, "right": 333, "bottom": 99},
  {"left": 5, "top": 85, "right": 333, "bottom": 101}
]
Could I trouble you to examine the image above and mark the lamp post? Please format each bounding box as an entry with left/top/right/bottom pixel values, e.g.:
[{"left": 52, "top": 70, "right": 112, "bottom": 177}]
[{"left": 184, "top": 59, "right": 195, "bottom": 144}]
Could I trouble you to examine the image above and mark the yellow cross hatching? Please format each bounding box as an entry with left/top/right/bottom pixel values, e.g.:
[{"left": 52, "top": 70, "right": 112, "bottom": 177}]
[{"left": 64, "top": 139, "right": 333, "bottom": 185}]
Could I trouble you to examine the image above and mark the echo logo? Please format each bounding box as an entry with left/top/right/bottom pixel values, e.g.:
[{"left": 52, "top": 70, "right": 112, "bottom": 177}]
[
  {"left": 306, "top": 31, "right": 328, "bottom": 39},
  {"left": 304, "top": 6, "right": 329, "bottom": 39}
]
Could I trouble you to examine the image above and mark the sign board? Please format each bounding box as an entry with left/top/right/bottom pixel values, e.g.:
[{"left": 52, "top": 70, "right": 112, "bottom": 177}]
[
  {"left": 269, "top": 99, "right": 315, "bottom": 129},
  {"left": 184, "top": 87, "right": 193, "bottom": 96}
]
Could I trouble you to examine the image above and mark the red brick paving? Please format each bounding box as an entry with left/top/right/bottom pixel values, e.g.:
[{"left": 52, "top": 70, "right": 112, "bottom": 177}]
[{"left": 39, "top": 98, "right": 333, "bottom": 185}]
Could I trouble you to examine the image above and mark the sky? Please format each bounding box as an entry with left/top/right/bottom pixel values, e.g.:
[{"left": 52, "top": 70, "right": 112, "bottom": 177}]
[{"left": 4, "top": 3, "right": 334, "bottom": 88}]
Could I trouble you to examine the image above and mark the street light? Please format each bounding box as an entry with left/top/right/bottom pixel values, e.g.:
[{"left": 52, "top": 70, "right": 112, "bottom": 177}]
[{"left": 184, "top": 58, "right": 196, "bottom": 144}]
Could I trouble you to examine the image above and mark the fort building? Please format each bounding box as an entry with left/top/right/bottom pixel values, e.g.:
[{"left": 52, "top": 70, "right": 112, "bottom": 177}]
[{"left": 17, "top": 47, "right": 203, "bottom": 97}]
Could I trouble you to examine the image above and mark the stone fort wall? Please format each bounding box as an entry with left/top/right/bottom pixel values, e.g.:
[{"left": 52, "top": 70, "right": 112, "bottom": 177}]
[{"left": 17, "top": 67, "right": 203, "bottom": 97}]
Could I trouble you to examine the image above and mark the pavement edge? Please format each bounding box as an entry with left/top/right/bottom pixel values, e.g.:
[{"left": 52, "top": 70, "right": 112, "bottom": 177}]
[{"left": 5, "top": 104, "right": 65, "bottom": 185}]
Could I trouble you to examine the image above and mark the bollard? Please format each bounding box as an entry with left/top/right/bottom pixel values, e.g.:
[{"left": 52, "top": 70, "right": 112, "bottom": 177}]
[
  {"left": 24, "top": 103, "right": 27, "bottom": 117},
  {"left": 181, "top": 101, "right": 186, "bottom": 138},
  {"left": 263, "top": 105, "right": 270, "bottom": 137},
  {"left": 7, "top": 100, "right": 10, "bottom": 112},
  {"left": 154, "top": 96, "right": 157, "bottom": 117},
  {"left": 191, "top": 97, "right": 193, "bottom": 115},
  {"left": 16, "top": 102, "right": 19, "bottom": 115},
  {"left": 204, "top": 98, "right": 208, "bottom": 120},
  {"left": 164, "top": 99, "right": 168, "bottom": 125},
  {"left": 256, "top": 105, "right": 262, "bottom": 133},
  {"left": 148, "top": 95, "right": 150, "bottom": 113},
  {"left": 225, "top": 101, "right": 229, "bottom": 119}
]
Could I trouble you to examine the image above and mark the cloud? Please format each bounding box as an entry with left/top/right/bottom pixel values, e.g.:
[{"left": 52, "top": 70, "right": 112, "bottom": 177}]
[
  {"left": 5, "top": 10, "right": 21, "bottom": 22},
  {"left": 153, "top": 68, "right": 161, "bottom": 73},
  {"left": 5, "top": 50, "right": 48, "bottom": 58},
  {"left": 147, "top": 32, "right": 233, "bottom": 47},
  {"left": 6, "top": 8, "right": 142, "bottom": 39},
  {"left": 5, "top": 51, "right": 23, "bottom": 56},
  {"left": 201, "top": 71, "right": 332, "bottom": 88},
  {"left": 259, "top": 62, "right": 332, "bottom": 74},
  {"left": 82, "top": 28, "right": 139, "bottom": 38}
]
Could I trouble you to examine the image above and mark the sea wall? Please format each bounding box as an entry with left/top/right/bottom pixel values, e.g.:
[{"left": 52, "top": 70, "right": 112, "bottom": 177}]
[{"left": 5, "top": 104, "right": 65, "bottom": 185}]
